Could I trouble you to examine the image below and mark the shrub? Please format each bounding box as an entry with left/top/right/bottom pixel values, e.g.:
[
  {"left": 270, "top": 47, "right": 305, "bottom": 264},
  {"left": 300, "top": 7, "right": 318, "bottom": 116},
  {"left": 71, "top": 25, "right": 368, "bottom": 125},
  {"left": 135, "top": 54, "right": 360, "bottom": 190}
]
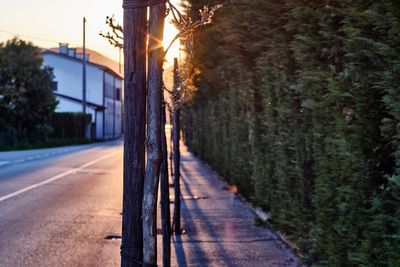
[{"left": 50, "top": 112, "right": 91, "bottom": 140}]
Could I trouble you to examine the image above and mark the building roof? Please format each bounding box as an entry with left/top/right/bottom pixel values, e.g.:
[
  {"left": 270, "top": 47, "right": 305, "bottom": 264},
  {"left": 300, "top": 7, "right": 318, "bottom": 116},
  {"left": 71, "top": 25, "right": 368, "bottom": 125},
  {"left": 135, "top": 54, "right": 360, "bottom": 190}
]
[{"left": 42, "top": 47, "right": 123, "bottom": 80}]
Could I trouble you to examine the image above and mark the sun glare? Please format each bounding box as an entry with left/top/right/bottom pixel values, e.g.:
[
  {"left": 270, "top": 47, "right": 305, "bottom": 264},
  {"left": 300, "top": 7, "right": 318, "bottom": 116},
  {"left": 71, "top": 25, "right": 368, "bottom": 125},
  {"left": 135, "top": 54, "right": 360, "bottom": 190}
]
[{"left": 163, "top": 16, "right": 181, "bottom": 64}]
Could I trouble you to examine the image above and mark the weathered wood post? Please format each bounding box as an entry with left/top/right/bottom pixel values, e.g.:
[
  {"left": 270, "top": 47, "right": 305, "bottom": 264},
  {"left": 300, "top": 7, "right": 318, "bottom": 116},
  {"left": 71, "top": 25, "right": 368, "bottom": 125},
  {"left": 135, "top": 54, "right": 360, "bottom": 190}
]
[
  {"left": 121, "top": 1, "right": 147, "bottom": 266},
  {"left": 143, "top": 0, "right": 167, "bottom": 265},
  {"left": 172, "top": 58, "right": 182, "bottom": 234},
  {"left": 160, "top": 97, "right": 171, "bottom": 267}
]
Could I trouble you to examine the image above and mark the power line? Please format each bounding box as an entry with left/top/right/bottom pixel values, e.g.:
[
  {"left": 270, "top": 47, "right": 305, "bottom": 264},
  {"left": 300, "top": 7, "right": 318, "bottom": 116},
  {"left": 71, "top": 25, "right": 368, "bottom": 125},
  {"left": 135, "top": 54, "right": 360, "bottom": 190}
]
[
  {"left": 0, "top": 28, "right": 120, "bottom": 61},
  {"left": 0, "top": 29, "right": 65, "bottom": 44}
]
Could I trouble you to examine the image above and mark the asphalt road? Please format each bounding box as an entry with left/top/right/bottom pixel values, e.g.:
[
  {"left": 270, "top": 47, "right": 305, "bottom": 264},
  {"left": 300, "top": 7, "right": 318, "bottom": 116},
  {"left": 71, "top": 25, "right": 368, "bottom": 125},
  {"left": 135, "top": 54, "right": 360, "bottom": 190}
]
[
  {"left": 0, "top": 138, "right": 303, "bottom": 267},
  {"left": 0, "top": 140, "right": 123, "bottom": 266}
]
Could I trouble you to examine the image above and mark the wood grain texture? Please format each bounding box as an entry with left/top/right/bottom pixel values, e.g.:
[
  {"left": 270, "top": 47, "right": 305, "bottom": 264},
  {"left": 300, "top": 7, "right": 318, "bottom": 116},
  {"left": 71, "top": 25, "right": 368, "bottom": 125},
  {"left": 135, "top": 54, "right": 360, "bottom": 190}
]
[
  {"left": 172, "top": 58, "right": 181, "bottom": 234},
  {"left": 142, "top": 2, "right": 167, "bottom": 266},
  {"left": 121, "top": 6, "right": 147, "bottom": 267}
]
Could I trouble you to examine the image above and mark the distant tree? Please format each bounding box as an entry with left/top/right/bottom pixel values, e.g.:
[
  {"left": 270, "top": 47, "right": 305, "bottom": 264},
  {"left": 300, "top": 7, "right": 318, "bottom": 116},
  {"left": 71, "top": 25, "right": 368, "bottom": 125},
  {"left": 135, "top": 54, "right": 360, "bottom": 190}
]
[{"left": 0, "top": 38, "right": 57, "bottom": 142}]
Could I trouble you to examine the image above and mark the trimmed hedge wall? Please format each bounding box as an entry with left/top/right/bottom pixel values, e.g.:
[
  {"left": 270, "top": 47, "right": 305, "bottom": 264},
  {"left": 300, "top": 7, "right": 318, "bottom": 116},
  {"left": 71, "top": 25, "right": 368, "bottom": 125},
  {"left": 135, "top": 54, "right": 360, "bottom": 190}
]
[
  {"left": 50, "top": 112, "right": 92, "bottom": 140},
  {"left": 0, "top": 112, "right": 91, "bottom": 150},
  {"left": 183, "top": 0, "right": 400, "bottom": 265}
]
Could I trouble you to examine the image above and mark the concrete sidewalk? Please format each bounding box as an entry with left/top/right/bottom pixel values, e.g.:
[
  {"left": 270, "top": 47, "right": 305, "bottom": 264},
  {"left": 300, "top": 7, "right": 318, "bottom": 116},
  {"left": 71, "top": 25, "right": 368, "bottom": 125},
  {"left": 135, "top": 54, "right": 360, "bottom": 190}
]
[{"left": 158, "top": 144, "right": 303, "bottom": 267}]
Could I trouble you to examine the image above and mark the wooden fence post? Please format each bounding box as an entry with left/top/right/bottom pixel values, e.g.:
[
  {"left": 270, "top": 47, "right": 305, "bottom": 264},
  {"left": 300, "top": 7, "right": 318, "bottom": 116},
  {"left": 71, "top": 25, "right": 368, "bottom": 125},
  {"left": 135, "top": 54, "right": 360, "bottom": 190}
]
[
  {"left": 160, "top": 98, "right": 171, "bottom": 267},
  {"left": 143, "top": 0, "right": 167, "bottom": 265},
  {"left": 121, "top": 1, "right": 147, "bottom": 266},
  {"left": 172, "top": 58, "right": 182, "bottom": 234}
]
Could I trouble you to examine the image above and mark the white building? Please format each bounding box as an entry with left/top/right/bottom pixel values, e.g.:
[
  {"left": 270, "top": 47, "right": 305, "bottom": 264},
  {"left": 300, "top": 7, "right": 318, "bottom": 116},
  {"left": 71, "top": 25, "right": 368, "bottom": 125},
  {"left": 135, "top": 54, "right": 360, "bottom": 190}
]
[{"left": 42, "top": 44, "right": 123, "bottom": 140}]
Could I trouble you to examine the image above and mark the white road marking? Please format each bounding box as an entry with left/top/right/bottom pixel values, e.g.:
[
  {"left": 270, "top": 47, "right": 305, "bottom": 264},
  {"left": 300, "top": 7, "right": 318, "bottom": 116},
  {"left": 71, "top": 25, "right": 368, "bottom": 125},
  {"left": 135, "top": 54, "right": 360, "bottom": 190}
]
[
  {"left": 0, "top": 161, "right": 10, "bottom": 166},
  {"left": 0, "top": 151, "right": 119, "bottom": 203}
]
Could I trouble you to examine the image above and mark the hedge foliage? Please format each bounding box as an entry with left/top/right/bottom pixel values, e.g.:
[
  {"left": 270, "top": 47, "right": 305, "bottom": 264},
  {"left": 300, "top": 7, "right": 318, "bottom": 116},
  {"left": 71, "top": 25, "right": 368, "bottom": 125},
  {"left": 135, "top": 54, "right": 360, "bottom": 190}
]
[
  {"left": 183, "top": 0, "right": 400, "bottom": 265},
  {"left": 0, "top": 112, "right": 91, "bottom": 150},
  {"left": 50, "top": 112, "right": 91, "bottom": 140}
]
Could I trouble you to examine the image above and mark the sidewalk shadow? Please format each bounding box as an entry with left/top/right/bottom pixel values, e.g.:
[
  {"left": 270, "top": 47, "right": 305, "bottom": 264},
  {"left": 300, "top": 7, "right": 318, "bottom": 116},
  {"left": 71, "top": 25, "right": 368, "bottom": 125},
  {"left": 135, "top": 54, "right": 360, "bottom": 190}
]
[
  {"left": 172, "top": 156, "right": 237, "bottom": 267},
  {"left": 172, "top": 233, "right": 188, "bottom": 267}
]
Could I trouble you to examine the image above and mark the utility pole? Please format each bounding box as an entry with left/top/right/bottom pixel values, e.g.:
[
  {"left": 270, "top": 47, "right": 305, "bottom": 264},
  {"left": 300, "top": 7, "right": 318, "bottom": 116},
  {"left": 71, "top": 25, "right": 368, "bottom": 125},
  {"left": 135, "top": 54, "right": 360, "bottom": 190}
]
[
  {"left": 121, "top": 1, "right": 147, "bottom": 266},
  {"left": 82, "top": 17, "right": 87, "bottom": 114},
  {"left": 119, "top": 47, "right": 122, "bottom": 74}
]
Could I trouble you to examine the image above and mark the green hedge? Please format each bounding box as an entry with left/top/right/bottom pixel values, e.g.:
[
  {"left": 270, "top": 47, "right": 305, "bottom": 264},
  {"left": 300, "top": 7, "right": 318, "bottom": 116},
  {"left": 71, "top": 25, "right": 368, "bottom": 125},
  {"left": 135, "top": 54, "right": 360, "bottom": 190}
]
[
  {"left": 50, "top": 112, "right": 91, "bottom": 140},
  {"left": 0, "top": 112, "right": 91, "bottom": 150},
  {"left": 183, "top": 0, "right": 400, "bottom": 265}
]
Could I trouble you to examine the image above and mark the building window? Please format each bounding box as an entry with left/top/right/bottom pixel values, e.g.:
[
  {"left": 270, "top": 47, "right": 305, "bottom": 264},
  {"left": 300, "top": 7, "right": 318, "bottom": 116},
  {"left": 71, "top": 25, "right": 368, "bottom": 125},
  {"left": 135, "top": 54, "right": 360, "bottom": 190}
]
[
  {"left": 52, "top": 81, "right": 58, "bottom": 91},
  {"left": 116, "top": 88, "right": 121, "bottom": 101},
  {"left": 105, "top": 83, "right": 113, "bottom": 98}
]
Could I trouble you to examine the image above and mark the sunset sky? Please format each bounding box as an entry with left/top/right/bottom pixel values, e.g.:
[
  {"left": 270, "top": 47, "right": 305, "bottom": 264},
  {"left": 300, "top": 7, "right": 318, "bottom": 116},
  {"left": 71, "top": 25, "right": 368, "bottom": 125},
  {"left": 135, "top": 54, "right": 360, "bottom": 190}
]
[{"left": 0, "top": 0, "right": 180, "bottom": 64}]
